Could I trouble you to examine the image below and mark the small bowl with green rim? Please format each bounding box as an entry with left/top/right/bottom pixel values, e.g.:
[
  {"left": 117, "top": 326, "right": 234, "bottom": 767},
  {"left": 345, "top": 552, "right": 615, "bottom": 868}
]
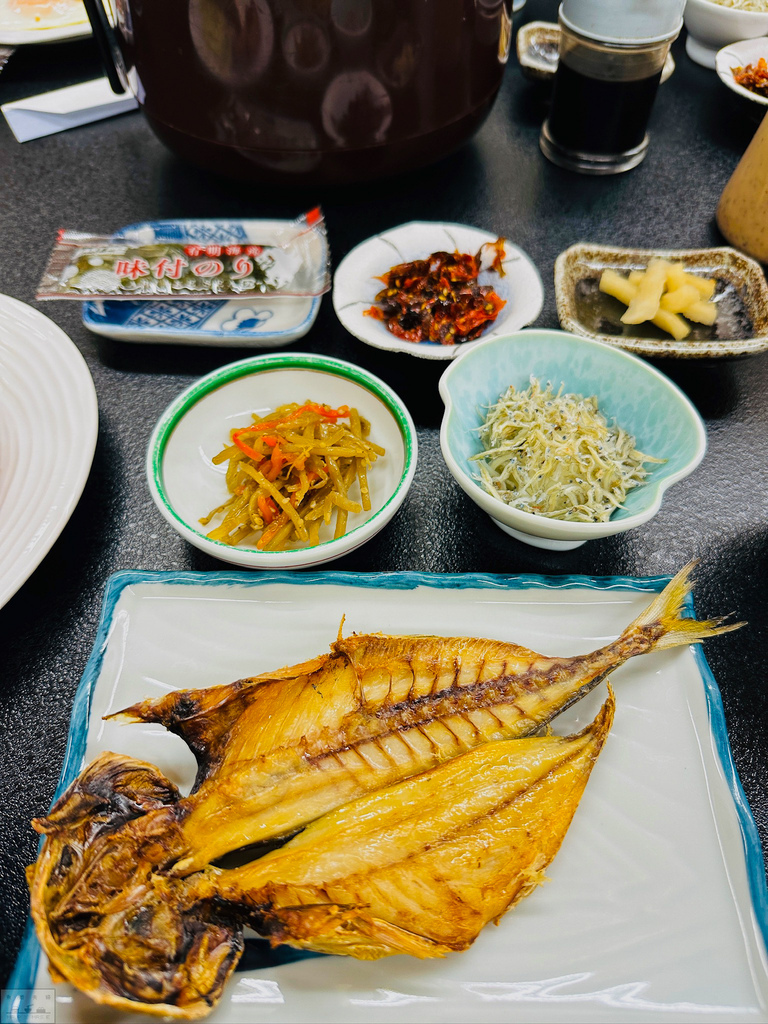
[
  {"left": 438, "top": 329, "right": 706, "bottom": 551},
  {"left": 146, "top": 352, "right": 417, "bottom": 568}
]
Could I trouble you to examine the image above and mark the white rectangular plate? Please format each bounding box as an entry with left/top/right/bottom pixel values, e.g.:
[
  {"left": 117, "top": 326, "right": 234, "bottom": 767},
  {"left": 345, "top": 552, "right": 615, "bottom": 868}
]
[{"left": 7, "top": 570, "right": 768, "bottom": 1024}]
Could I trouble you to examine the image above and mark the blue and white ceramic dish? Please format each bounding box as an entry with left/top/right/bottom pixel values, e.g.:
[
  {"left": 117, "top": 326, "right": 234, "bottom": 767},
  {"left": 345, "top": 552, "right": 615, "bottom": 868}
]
[
  {"left": 439, "top": 329, "right": 707, "bottom": 550},
  {"left": 82, "top": 219, "right": 324, "bottom": 347},
  {"left": 6, "top": 570, "right": 768, "bottom": 1023}
]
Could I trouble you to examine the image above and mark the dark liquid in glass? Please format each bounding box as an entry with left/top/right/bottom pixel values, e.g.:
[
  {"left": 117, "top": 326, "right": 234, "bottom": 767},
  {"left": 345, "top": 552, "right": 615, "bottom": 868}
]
[{"left": 548, "top": 60, "right": 663, "bottom": 155}]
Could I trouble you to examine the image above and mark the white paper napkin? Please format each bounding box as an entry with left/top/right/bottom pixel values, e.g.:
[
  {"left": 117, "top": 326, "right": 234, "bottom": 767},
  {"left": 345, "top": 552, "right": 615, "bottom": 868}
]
[{"left": 1, "top": 76, "right": 137, "bottom": 143}]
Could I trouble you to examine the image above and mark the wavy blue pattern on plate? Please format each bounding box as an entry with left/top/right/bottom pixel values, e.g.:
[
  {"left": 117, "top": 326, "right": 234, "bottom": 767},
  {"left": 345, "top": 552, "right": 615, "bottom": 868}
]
[
  {"left": 93, "top": 300, "right": 220, "bottom": 330},
  {"left": 145, "top": 222, "right": 249, "bottom": 244},
  {"left": 6, "top": 569, "right": 767, "bottom": 1023}
]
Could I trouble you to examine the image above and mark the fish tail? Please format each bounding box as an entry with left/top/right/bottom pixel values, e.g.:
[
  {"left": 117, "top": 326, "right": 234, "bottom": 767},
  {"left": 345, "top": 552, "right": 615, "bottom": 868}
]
[{"left": 620, "top": 560, "right": 744, "bottom": 654}]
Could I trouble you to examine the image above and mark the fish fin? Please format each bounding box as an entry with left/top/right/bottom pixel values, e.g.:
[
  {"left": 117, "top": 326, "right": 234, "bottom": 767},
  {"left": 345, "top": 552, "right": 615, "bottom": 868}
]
[
  {"left": 111, "top": 654, "right": 332, "bottom": 726},
  {"left": 259, "top": 902, "right": 453, "bottom": 960},
  {"left": 110, "top": 655, "right": 336, "bottom": 788},
  {"left": 621, "top": 561, "right": 744, "bottom": 653}
]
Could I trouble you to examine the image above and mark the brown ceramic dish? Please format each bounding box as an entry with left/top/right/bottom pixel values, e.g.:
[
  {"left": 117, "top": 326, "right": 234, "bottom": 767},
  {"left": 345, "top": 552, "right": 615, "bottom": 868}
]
[{"left": 554, "top": 243, "right": 768, "bottom": 359}]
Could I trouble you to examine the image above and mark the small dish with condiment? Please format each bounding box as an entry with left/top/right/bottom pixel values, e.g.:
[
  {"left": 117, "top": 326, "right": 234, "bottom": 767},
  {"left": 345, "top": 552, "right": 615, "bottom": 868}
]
[
  {"left": 715, "top": 37, "right": 768, "bottom": 105},
  {"left": 516, "top": 21, "right": 675, "bottom": 83},
  {"left": 438, "top": 329, "right": 706, "bottom": 551},
  {"left": 146, "top": 352, "right": 417, "bottom": 569},
  {"left": 683, "top": 0, "right": 768, "bottom": 69},
  {"left": 82, "top": 218, "right": 325, "bottom": 347},
  {"left": 555, "top": 242, "right": 768, "bottom": 359},
  {"left": 332, "top": 221, "right": 544, "bottom": 361}
]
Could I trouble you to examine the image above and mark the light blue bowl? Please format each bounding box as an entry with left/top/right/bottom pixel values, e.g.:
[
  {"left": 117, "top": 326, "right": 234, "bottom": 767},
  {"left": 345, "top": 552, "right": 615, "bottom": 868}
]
[{"left": 438, "top": 329, "right": 707, "bottom": 550}]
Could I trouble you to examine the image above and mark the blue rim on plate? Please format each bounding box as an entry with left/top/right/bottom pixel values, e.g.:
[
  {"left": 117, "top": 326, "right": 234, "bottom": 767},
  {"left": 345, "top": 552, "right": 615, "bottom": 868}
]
[
  {"left": 5, "top": 568, "right": 767, "bottom": 1024},
  {"left": 81, "top": 219, "right": 324, "bottom": 347}
]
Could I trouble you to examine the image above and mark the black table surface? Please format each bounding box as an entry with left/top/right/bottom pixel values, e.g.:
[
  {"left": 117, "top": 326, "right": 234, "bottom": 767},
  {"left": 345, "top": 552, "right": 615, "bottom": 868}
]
[{"left": 2, "top": 0, "right": 767, "bottom": 992}]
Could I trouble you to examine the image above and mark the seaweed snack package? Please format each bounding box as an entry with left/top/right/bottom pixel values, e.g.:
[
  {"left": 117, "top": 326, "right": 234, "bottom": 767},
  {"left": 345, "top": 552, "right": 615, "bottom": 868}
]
[{"left": 37, "top": 208, "right": 330, "bottom": 300}]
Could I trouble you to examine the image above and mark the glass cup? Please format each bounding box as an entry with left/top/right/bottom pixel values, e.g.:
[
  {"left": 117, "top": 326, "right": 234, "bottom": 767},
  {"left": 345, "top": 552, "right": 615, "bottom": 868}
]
[{"left": 540, "top": 3, "right": 681, "bottom": 175}]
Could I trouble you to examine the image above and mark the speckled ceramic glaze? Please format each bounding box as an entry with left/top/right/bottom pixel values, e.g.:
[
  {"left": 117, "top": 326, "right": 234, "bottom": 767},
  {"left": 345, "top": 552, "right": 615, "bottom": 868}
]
[
  {"left": 438, "top": 329, "right": 706, "bottom": 549},
  {"left": 555, "top": 243, "right": 768, "bottom": 359},
  {"left": 516, "top": 21, "right": 675, "bottom": 83}
]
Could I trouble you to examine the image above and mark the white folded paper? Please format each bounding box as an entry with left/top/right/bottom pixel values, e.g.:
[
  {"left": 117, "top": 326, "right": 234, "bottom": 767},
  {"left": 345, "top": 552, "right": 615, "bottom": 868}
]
[{"left": 1, "top": 76, "right": 137, "bottom": 143}]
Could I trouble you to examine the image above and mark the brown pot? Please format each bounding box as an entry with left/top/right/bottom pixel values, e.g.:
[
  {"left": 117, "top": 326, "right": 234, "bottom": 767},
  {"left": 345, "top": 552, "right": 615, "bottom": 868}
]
[{"left": 86, "top": 0, "right": 512, "bottom": 182}]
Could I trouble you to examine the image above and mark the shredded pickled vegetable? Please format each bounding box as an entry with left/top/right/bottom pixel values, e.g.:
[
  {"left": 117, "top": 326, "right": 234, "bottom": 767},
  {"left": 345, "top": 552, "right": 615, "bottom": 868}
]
[
  {"left": 708, "top": 0, "right": 767, "bottom": 9},
  {"left": 200, "top": 402, "right": 385, "bottom": 549},
  {"left": 470, "top": 378, "right": 662, "bottom": 522}
]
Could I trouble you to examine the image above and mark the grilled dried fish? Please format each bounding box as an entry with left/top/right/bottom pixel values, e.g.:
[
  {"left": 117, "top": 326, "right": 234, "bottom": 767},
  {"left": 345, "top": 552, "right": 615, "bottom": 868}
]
[
  {"left": 118, "top": 561, "right": 736, "bottom": 874},
  {"left": 29, "top": 694, "right": 615, "bottom": 1013},
  {"left": 213, "top": 689, "right": 616, "bottom": 959},
  {"left": 28, "top": 754, "right": 240, "bottom": 1020},
  {"left": 27, "top": 563, "right": 740, "bottom": 1018}
]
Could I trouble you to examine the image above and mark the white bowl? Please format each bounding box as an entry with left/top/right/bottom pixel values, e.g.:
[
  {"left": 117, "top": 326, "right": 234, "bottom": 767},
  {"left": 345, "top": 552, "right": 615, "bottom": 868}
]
[
  {"left": 684, "top": 0, "right": 768, "bottom": 69},
  {"left": 332, "top": 221, "right": 544, "bottom": 361},
  {"left": 438, "top": 330, "right": 706, "bottom": 551},
  {"left": 147, "top": 353, "right": 417, "bottom": 568},
  {"left": 716, "top": 36, "right": 768, "bottom": 103}
]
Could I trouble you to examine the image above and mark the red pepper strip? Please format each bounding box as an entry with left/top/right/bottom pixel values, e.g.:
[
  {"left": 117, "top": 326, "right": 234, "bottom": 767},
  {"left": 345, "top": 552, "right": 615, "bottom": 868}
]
[
  {"left": 484, "top": 292, "right": 506, "bottom": 315},
  {"left": 256, "top": 403, "right": 349, "bottom": 432},
  {"left": 302, "top": 402, "right": 349, "bottom": 420},
  {"left": 266, "top": 445, "right": 288, "bottom": 481},
  {"left": 257, "top": 495, "right": 278, "bottom": 523},
  {"left": 233, "top": 403, "right": 350, "bottom": 460},
  {"left": 261, "top": 451, "right": 284, "bottom": 479},
  {"left": 231, "top": 428, "right": 263, "bottom": 461},
  {"left": 257, "top": 511, "right": 289, "bottom": 549}
]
